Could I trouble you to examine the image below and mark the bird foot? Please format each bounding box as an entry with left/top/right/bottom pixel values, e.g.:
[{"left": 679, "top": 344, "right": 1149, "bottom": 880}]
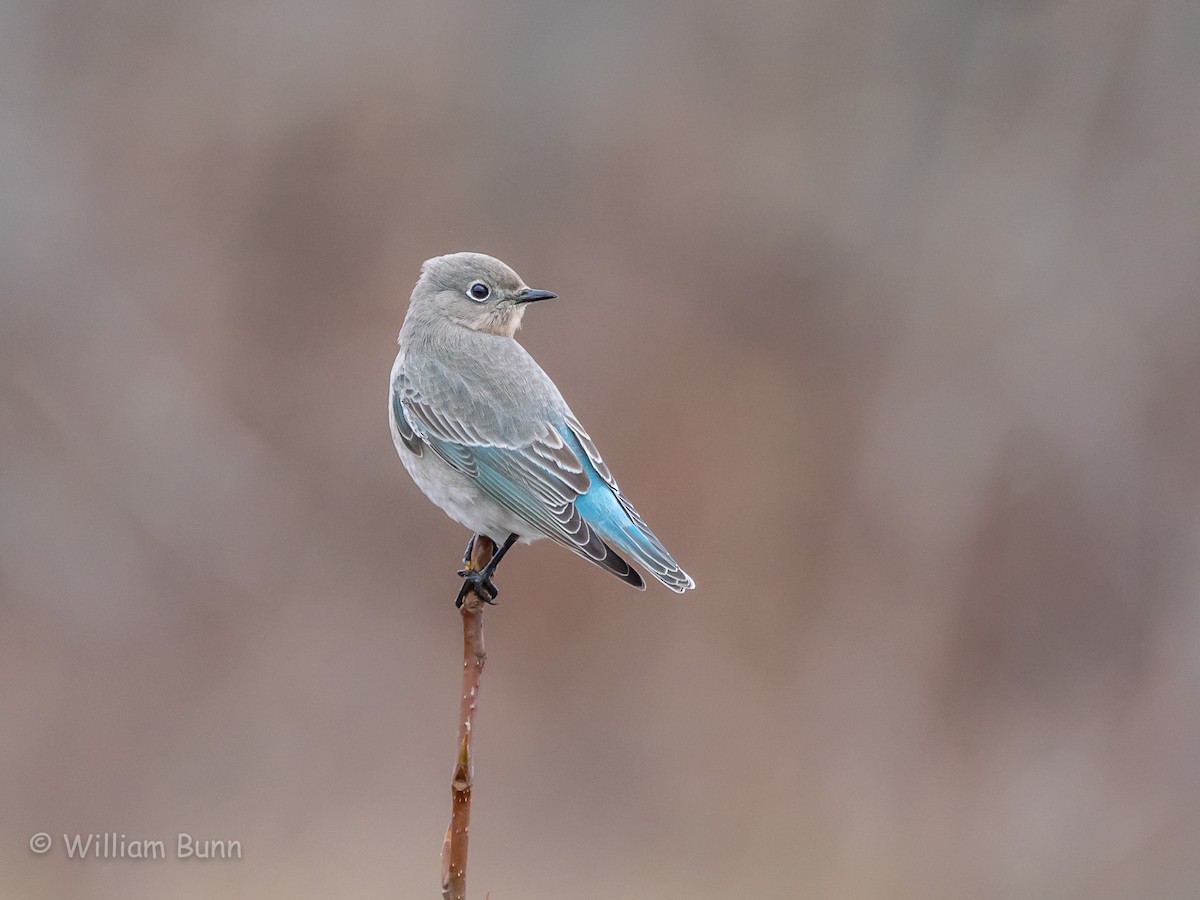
[{"left": 455, "top": 568, "right": 499, "bottom": 608}]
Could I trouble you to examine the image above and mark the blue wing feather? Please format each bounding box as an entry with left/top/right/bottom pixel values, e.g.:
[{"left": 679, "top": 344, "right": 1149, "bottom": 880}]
[
  {"left": 395, "top": 362, "right": 691, "bottom": 591},
  {"left": 419, "top": 430, "right": 646, "bottom": 587}
]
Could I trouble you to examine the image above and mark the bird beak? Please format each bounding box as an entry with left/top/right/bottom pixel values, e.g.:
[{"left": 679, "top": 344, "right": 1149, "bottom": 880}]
[{"left": 514, "top": 287, "right": 557, "bottom": 304}]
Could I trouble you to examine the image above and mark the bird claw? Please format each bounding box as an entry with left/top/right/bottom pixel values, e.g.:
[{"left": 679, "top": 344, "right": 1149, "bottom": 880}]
[
  {"left": 453, "top": 532, "right": 517, "bottom": 608},
  {"left": 455, "top": 569, "right": 499, "bottom": 608}
]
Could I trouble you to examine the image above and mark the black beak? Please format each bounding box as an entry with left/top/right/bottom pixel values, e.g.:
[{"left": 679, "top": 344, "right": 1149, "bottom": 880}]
[{"left": 514, "top": 287, "right": 557, "bottom": 304}]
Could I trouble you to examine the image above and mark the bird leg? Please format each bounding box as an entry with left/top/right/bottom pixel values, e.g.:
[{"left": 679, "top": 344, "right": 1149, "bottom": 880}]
[{"left": 455, "top": 533, "right": 519, "bottom": 608}]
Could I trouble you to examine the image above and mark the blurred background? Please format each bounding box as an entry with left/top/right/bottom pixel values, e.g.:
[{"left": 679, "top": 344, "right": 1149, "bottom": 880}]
[{"left": 4, "top": 1, "right": 1200, "bottom": 897}]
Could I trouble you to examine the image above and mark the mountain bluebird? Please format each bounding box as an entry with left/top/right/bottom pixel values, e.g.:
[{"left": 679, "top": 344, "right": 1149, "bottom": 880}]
[{"left": 389, "top": 252, "right": 695, "bottom": 604}]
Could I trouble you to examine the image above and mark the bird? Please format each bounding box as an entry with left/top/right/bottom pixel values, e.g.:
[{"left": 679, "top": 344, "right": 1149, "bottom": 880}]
[{"left": 389, "top": 252, "right": 695, "bottom": 605}]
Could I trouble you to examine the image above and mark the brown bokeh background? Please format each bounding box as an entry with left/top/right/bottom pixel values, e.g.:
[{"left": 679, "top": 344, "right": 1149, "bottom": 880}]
[{"left": 5, "top": 2, "right": 1200, "bottom": 898}]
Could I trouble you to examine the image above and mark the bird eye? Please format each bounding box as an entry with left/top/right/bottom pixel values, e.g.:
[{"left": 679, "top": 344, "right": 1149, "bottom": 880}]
[{"left": 467, "top": 282, "right": 491, "bottom": 301}]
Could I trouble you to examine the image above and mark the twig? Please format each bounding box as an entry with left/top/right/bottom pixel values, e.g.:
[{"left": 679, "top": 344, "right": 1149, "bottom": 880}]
[{"left": 440, "top": 534, "right": 493, "bottom": 900}]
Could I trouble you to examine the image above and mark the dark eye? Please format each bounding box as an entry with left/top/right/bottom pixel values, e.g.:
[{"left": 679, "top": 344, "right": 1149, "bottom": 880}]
[{"left": 468, "top": 282, "right": 491, "bottom": 301}]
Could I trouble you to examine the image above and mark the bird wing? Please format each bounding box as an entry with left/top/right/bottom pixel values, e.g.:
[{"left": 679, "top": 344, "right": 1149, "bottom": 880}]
[{"left": 392, "top": 350, "right": 645, "bottom": 587}]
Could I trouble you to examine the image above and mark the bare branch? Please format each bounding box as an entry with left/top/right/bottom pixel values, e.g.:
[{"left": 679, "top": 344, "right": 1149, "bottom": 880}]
[{"left": 441, "top": 534, "right": 493, "bottom": 900}]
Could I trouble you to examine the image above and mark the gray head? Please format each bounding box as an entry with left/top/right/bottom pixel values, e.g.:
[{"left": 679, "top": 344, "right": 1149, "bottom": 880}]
[{"left": 408, "top": 252, "right": 557, "bottom": 338}]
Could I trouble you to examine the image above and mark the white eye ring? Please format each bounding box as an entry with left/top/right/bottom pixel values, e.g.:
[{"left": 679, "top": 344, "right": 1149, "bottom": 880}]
[{"left": 467, "top": 281, "right": 491, "bottom": 301}]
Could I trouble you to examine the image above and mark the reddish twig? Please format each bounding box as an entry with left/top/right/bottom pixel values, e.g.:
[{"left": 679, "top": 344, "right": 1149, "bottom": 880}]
[{"left": 440, "top": 535, "right": 493, "bottom": 900}]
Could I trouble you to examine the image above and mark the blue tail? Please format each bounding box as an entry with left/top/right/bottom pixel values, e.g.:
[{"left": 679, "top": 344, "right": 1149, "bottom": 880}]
[{"left": 559, "top": 427, "right": 695, "bottom": 593}]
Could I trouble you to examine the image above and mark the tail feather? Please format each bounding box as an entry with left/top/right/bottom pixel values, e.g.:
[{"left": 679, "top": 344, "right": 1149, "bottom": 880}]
[
  {"left": 584, "top": 540, "right": 646, "bottom": 590},
  {"left": 572, "top": 470, "right": 695, "bottom": 592},
  {"left": 607, "top": 521, "right": 695, "bottom": 593},
  {"left": 558, "top": 423, "right": 696, "bottom": 593}
]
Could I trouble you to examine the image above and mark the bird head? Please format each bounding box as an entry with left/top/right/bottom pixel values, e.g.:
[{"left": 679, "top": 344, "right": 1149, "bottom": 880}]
[{"left": 410, "top": 252, "right": 556, "bottom": 337}]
